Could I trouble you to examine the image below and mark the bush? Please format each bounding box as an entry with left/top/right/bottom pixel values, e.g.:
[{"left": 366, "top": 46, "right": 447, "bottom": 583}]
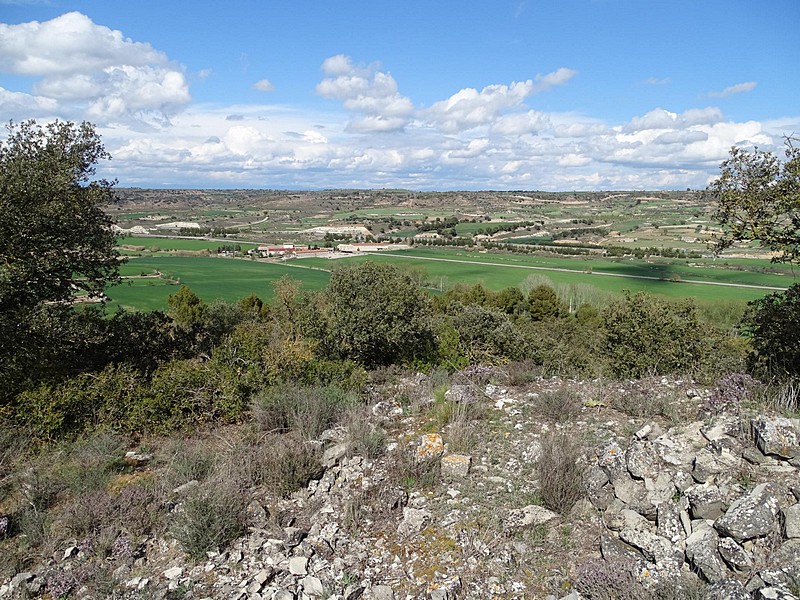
[
  {"left": 230, "top": 433, "right": 322, "bottom": 496},
  {"left": 574, "top": 557, "right": 648, "bottom": 600},
  {"left": 171, "top": 476, "right": 247, "bottom": 559},
  {"left": 743, "top": 283, "right": 800, "bottom": 378},
  {"left": 535, "top": 430, "right": 586, "bottom": 513},
  {"left": 534, "top": 388, "right": 583, "bottom": 423},
  {"left": 603, "top": 292, "right": 711, "bottom": 379},
  {"left": 449, "top": 304, "right": 528, "bottom": 364},
  {"left": 251, "top": 383, "right": 359, "bottom": 441}
]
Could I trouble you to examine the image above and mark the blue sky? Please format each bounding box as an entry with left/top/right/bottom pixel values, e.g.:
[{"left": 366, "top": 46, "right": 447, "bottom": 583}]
[{"left": 1, "top": 0, "right": 798, "bottom": 190}]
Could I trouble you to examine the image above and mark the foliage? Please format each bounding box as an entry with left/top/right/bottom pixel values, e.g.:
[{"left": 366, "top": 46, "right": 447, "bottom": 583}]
[
  {"left": 742, "top": 283, "right": 800, "bottom": 378},
  {"left": 449, "top": 303, "right": 527, "bottom": 364},
  {"left": 322, "top": 261, "right": 434, "bottom": 366},
  {"left": 250, "top": 383, "right": 359, "bottom": 440},
  {"left": 603, "top": 292, "right": 711, "bottom": 379},
  {"left": 526, "top": 284, "right": 566, "bottom": 321},
  {"left": 0, "top": 120, "right": 120, "bottom": 311},
  {"left": 171, "top": 477, "right": 247, "bottom": 559},
  {"left": 710, "top": 138, "right": 800, "bottom": 263}
]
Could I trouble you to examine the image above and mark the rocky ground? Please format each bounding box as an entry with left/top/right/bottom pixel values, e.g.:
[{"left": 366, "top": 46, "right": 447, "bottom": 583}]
[{"left": 2, "top": 372, "right": 799, "bottom": 599}]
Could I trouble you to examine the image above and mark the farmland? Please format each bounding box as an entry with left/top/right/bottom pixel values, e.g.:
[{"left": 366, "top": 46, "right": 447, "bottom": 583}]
[{"left": 104, "top": 188, "right": 799, "bottom": 314}]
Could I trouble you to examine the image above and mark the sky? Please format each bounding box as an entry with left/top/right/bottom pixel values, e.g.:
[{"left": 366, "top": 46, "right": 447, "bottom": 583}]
[{"left": 1, "top": 0, "right": 798, "bottom": 191}]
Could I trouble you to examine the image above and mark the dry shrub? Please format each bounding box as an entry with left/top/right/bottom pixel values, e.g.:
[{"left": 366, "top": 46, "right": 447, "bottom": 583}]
[
  {"left": 385, "top": 445, "right": 440, "bottom": 491},
  {"left": 159, "top": 437, "right": 216, "bottom": 491},
  {"left": 535, "top": 388, "right": 582, "bottom": 423},
  {"left": 535, "top": 430, "right": 587, "bottom": 514},
  {"left": 344, "top": 408, "right": 387, "bottom": 460},
  {"left": 227, "top": 433, "right": 322, "bottom": 496},
  {"left": 445, "top": 397, "right": 485, "bottom": 454},
  {"left": 171, "top": 475, "right": 247, "bottom": 559},
  {"left": 251, "top": 384, "right": 358, "bottom": 440},
  {"left": 574, "top": 557, "right": 648, "bottom": 600}
]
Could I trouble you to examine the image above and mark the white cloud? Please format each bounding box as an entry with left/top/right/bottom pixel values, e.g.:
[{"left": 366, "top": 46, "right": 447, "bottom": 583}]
[
  {"left": 708, "top": 81, "right": 757, "bottom": 98},
  {"left": 644, "top": 77, "right": 671, "bottom": 85},
  {"left": 252, "top": 79, "right": 274, "bottom": 92},
  {"left": 0, "top": 86, "right": 58, "bottom": 118},
  {"left": 316, "top": 55, "right": 413, "bottom": 133},
  {"left": 0, "top": 12, "right": 190, "bottom": 126},
  {"left": 424, "top": 69, "right": 575, "bottom": 133}
]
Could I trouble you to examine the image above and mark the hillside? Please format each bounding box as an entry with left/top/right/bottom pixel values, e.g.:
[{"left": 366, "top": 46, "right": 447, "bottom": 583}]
[{"left": 2, "top": 371, "right": 799, "bottom": 599}]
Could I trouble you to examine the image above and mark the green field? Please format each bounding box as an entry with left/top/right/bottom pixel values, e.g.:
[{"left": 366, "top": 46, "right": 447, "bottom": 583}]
[
  {"left": 108, "top": 256, "right": 330, "bottom": 312},
  {"left": 105, "top": 246, "right": 798, "bottom": 312}
]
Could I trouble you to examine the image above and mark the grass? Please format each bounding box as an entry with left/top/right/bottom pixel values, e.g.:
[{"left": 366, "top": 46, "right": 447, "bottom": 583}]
[
  {"left": 105, "top": 256, "right": 331, "bottom": 311},
  {"left": 104, "top": 243, "right": 797, "bottom": 312}
]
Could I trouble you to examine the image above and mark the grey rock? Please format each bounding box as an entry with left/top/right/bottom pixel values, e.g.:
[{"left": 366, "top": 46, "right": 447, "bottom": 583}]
[
  {"left": 706, "top": 579, "right": 751, "bottom": 600},
  {"left": 717, "top": 536, "right": 753, "bottom": 573},
  {"left": 613, "top": 477, "right": 647, "bottom": 506},
  {"left": 323, "top": 442, "right": 349, "bottom": 467},
  {"left": 162, "top": 567, "right": 182, "bottom": 580},
  {"left": 769, "top": 539, "right": 800, "bottom": 567},
  {"left": 743, "top": 446, "right": 780, "bottom": 466},
  {"left": 371, "top": 585, "right": 394, "bottom": 600},
  {"left": 440, "top": 453, "right": 471, "bottom": 478},
  {"left": 685, "top": 484, "right": 725, "bottom": 520},
  {"left": 398, "top": 507, "right": 431, "bottom": 537},
  {"left": 783, "top": 503, "right": 800, "bottom": 538},
  {"left": 752, "top": 417, "right": 800, "bottom": 459},
  {"left": 693, "top": 448, "right": 725, "bottom": 483},
  {"left": 289, "top": 556, "right": 308, "bottom": 576},
  {"left": 756, "top": 586, "right": 800, "bottom": 600},
  {"left": 619, "top": 527, "right": 675, "bottom": 565},
  {"left": 626, "top": 441, "right": 662, "bottom": 480},
  {"left": 301, "top": 576, "right": 324, "bottom": 597},
  {"left": 714, "top": 482, "right": 782, "bottom": 541},
  {"left": 596, "top": 441, "right": 628, "bottom": 482},
  {"left": 685, "top": 524, "right": 728, "bottom": 583},
  {"left": 507, "top": 504, "right": 559, "bottom": 529},
  {"left": 656, "top": 502, "right": 683, "bottom": 544}
]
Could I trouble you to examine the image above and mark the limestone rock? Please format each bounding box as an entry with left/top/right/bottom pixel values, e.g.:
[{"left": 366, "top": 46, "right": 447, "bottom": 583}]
[
  {"left": 440, "top": 453, "right": 471, "bottom": 478},
  {"left": 507, "top": 504, "right": 559, "bottom": 530},
  {"left": 752, "top": 417, "right": 799, "bottom": 459},
  {"left": 398, "top": 507, "right": 431, "bottom": 537},
  {"left": 416, "top": 433, "right": 444, "bottom": 461},
  {"left": 714, "top": 482, "right": 782, "bottom": 542},
  {"left": 706, "top": 579, "right": 751, "bottom": 600},
  {"left": 685, "top": 524, "right": 728, "bottom": 583},
  {"left": 685, "top": 484, "right": 725, "bottom": 520},
  {"left": 626, "top": 441, "right": 662, "bottom": 480},
  {"left": 289, "top": 556, "right": 308, "bottom": 576},
  {"left": 717, "top": 536, "right": 753, "bottom": 573},
  {"left": 783, "top": 503, "right": 800, "bottom": 538}
]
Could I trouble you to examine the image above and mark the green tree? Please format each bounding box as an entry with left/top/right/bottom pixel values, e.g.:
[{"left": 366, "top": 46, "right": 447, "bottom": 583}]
[
  {"left": 603, "top": 292, "right": 710, "bottom": 379},
  {"left": 167, "top": 285, "right": 208, "bottom": 328},
  {"left": 526, "top": 285, "right": 566, "bottom": 321},
  {"left": 709, "top": 138, "right": 800, "bottom": 262},
  {"left": 742, "top": 284, "right": 800, "bottom": 378},
  {"left": 0, "top": 120, "right": 121, "bottom": 403},
  {"left": 322, "top": 261, "right": 433, "bottom": 366},
  {"left": 0, "top": 120, "right": 120, "bottom": 310}
]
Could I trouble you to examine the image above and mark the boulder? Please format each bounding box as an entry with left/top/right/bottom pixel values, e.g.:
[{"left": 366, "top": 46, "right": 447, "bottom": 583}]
[
  {"left": 751, "top": 417, "right": 799, "bottom": 459},
  {"left": 714, "top": 483, "right": 782, "bottom": 542},
  {"left": 685, "top": 524, "right": 728, "bottom": 583}
]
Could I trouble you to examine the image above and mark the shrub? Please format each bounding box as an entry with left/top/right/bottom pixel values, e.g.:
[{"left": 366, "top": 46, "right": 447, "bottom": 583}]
[
  {"left": 574, "top": 557, "right": 648, "bottom": 600},
  {"left": 535, "top": 430, "right": 587, "bottom": 513},
  {"left": 742, "top": 283, "right": 800, "bottom": 378},
  {"left": 251, "top": 384, "right": 358, "bottom": 440},
  {"left": 171, "top": 476, "right": 247, "bottom": 559},
  {"left": 534, "top": 388, "right": 583, "bottom": 423},
  {"left": 603, "top": 292, "right": 711, "bottom": 379},
  {"left": 449, "top": 304, "right": 527, "bottom": 364}
]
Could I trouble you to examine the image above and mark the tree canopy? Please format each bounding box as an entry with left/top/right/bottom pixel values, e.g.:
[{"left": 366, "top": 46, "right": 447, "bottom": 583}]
[
  {"left": 0, "top": 120, "right": 120, "bottom": 312},
  {"left": 709, "top": 138, "right": 800, "bottom": 263}
]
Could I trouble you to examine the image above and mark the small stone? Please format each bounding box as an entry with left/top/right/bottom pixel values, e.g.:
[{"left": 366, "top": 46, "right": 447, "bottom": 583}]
[
  {"left": 289, "top": 556, "right": 308, "bottom": 576},
  {"left": 323, "top": 442, "right": 349, "bottom": 467},
  {"left": 416, "top": 433, "right": 444, "bottom": 460},
  {"left": 162, "top": 567, "right": 182, "bottom": 580},
  {"left": 302, "top": 575, "right": 324, "bottom": 597},
  {"left": 507, "top": 504, "right": 559, "bottom": 530},
  {"left": 62, "top": 546, "right": 78, "bottom": 560},
  {"left": 124, "top": 451, "right": 152, "bottom": 467},
  {"left": 440, "top": 453, "right": 471, "bottom": 478}
]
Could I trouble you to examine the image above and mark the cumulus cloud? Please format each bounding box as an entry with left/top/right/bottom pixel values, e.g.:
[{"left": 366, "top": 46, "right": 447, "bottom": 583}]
[
  {"left": 252, "top": 79, "right": 274, "bottom": 92},
  {"left": 316, "top": 54, "right": 413, "bottom": 133},
  {"left": 708, "top": 81, "right": 757, "bottom": 97},
  {"left": 424, "top": 68, "right": 575, "bottom": 133},
  {"left": 0, "top": 12, "right": 190, "bottom": 126}
]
